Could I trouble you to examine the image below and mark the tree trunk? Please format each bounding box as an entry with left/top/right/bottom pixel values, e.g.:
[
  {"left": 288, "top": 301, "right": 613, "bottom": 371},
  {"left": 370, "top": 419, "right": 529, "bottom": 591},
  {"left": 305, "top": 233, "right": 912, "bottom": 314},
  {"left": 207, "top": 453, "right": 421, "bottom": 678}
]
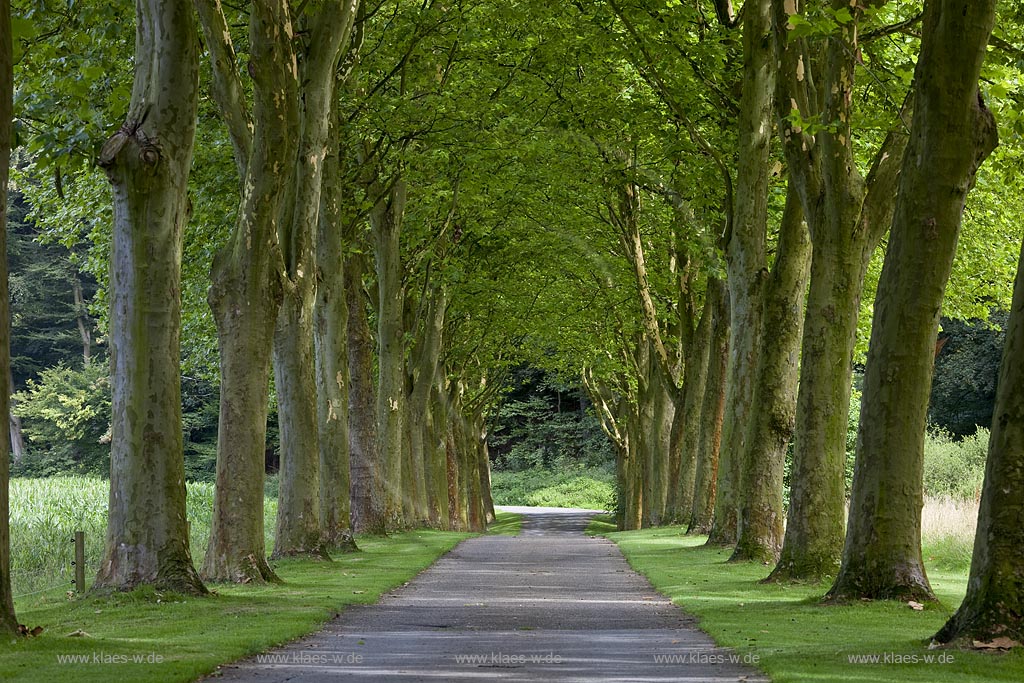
[
  {"left": 623, "top": 404, "right": 645, "bottom": 530},
  {"left": 465, "top": 412, "right": 486, "bottom": 532},
  {"left": 93, "top": 0, "right": 205, "bottom": 595},
  {"left": 642, "top": 351, "right": 673, "bottom": 527},
  {"left": 665, "top": 291, "right": 713, "bottom": 526},
  {"left": 427, "top": 376, "right": 450, "bottom": 527},
  {"left": 371, "top": 179, "right": 408, "bottom": 529},
  {"left": 731, "top": 188, "right": 810, "bottom": 564},
  {"left": 445, "top": 383, "right": 468, "bottom": 531},
  {"left": 767, "top": 0, "right": 910, "bottom": 583},
  {"left": 346, "top": 253, "right": 386, "bottom": 534},
  {"left": 828, "top": 0, "right": 998, "bottom": 602},
  {"left": 8, "top": 369, "right": 23, "bottom": 465},
  {"left": 72, "top": 276, "right": 92, "bottom": 364},
  {"left": 197, "top": 0, "right": 294, "bottom": 584},
  {"left": 708, "top": 0, "right": 774, "bottom": 547},
  {"left": 934, "top": 236, "right": 1024, "bottom": 646},
  {"left": 689, "top": 278, "right": 728, "bottom": 535},
  {"left": 272, "top": 1, "right": 355, "bottom": 559},
  {"left": 0, "top": 0, "right": 16, "bottom": 633},
  {"left": 408, "top": 287, "right": 447, "bottom": 527},
  {"left": 314, "top": 106, "right": 356, "bottom": 551},
  {"left": 479, "top": 432, "right": 496, "bottom": 524}
]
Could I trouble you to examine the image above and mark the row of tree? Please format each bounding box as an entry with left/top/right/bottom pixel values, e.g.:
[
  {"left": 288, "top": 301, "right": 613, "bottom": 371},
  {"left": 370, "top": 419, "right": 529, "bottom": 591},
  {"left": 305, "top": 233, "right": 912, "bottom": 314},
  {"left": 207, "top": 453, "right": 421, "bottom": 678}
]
[
  {"left": 573, "top": 0, "right": 1022, "bottom": 648},
  {"left": 1, "top": 0, "right": 1023, "bottom": 649}
]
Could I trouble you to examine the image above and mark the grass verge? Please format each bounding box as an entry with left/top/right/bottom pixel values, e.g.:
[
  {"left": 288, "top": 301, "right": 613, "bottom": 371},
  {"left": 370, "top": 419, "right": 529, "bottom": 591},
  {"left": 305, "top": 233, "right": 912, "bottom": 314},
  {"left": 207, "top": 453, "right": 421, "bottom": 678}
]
[
  {"left": 485, "top": 510, "right": 523, "bottom": 536},
  {"left": 595, "top": 524, "right": 1024, "bottom": 683},
  {"left": 2, "top": 530, "right": 468, "bottom": 682}
]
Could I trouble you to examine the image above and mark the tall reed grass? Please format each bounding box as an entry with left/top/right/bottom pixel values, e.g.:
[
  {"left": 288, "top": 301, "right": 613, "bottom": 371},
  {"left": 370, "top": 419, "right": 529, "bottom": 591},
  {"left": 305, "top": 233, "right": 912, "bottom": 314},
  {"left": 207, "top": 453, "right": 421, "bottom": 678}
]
[
  {"left": 8, "top": 476, "right": 277, "bottom": 599},
  {"left": 921, "top": 495, "right": 978, "bottom": 572}
]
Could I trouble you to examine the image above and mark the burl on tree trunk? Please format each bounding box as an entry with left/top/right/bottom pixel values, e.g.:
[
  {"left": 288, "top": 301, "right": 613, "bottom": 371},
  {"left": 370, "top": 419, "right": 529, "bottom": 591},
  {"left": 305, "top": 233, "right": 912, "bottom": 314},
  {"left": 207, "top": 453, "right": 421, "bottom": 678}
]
[{"left": 94, "top": 0, "right": 206, "bottom": 596}]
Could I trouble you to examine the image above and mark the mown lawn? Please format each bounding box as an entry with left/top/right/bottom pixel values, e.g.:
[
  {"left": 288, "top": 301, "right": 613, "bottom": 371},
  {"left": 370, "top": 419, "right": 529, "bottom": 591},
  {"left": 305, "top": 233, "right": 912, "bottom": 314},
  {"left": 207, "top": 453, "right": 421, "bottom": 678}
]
[
  {"left": 1, "top": 530, "right": 470, "bottom": 682},
  {"left": 591, "top": 517, "right": 1024, "bottom": 683}
]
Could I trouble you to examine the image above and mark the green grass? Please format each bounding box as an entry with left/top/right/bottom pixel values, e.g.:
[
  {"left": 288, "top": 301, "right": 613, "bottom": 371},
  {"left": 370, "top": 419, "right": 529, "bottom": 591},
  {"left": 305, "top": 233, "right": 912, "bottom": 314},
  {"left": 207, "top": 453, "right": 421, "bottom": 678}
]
[
  {"left": 489, "top": 466, "right": 615, "bottom": 510},
  {"left": 8, "top": 476, "right": 276, "bottom": 597},
  {"left": 584, "top": 513, "right": 617, "bottom": 536},
  {"left": 595, "top": 524, "right": 1024, "bottom": 682},
  {"left": 2, "top": 530, "right": 469, "bottom": 682},
  {"left": 485, "top": 510, "right": 523, "bottom": 535}
]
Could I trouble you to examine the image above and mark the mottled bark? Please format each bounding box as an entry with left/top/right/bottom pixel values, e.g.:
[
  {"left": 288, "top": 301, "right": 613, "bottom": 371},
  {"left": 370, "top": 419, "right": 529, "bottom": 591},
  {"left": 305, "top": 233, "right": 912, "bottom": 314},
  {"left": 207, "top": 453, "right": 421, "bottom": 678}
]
[
  {"left": 272, "top": 0, "right": 357, "bottom": 559},
  {"left": 445, "top": 383, "right": 468, "bottom": 531},
  {"left": 642, "top": 353, "right": 674, "bottom": 527},
  {"left": 479, "top": 435, "right": 496, "bottom": 524},
  {"left": 731, "top": 188, "right": 810, "bottom": 564},
  {"left": 935, "top": 236, "right": 1024, "bottom": 646},
  {"left": 198, "top": 0, "right": 294, "bottom": 584},
  {"left": 94, "top": 0, "right": 205, "bottom": 594},
  {"left": 689, "top": 279, "right": 729, "bottom": 535},
  {"left": 427, "top": 377, "right": 450, "bottom": 527},
  {"left": 465, "top": 412, "right": 486, "bottom": 532},
  {"left": 314, "top": 115, "right": 356, "bottom": 551},
  {"left": 828, "top": 0, "right": 998, "bottom": 602},
  {"left": 665, "top": 290, "right": 712, "bottom": 526},
  {"left": 346, "top": 253, "right": 386, "bottom": 534},
  {"left": 0, "top": 0, "right": 16, "bottom": 633},
  {"left": 709, "top": 0, "right": 774, "bottom": 547},
  {"left": 408, "top": 287, "right": 447, "bottom": 527},
  {"left": 768, "top": 0, "right": 910, "bottom": 583},
  {"left": 371, "top": 179, "right": 408, "bottom": 529},
  {"left": 623, "top": 405, "right": 645, "bottom": 530},
  {"left": 8, "top": 369, "right": 22, "bottom": 466}
]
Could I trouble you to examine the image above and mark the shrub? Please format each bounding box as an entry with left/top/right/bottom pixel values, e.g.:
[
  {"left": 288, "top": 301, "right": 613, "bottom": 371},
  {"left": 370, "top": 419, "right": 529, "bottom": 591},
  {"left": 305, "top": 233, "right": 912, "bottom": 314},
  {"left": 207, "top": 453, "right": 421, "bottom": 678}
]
[
  {"left": 489, "top": 466, "right": 616, "bottom": 510},
  {"left": 11, "top": 362, "right": 111, "bottom": 476},
  {"left": 923, "top": 427, "right": 988, "bottom": 500}
]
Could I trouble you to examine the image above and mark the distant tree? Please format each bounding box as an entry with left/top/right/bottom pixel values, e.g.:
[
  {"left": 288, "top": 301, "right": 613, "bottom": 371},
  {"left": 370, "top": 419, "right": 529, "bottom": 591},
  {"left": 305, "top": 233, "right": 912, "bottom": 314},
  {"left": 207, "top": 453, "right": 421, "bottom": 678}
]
[
  {"left": 7, "top": 192, "right": 98, "bottom": 383},
  {"left": 1, "top": 0, "right": 17, "bottom": 636},
  {"left": 929, "top": 313, "right": 1006, "bottom": 437}
]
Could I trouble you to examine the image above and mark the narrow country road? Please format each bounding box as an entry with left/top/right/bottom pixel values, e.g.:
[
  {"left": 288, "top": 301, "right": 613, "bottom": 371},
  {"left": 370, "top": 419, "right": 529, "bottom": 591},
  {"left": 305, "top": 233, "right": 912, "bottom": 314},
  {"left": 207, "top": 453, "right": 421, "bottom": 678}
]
[{"left": 205, "top": 507, "right": 768, "bottom": 682}]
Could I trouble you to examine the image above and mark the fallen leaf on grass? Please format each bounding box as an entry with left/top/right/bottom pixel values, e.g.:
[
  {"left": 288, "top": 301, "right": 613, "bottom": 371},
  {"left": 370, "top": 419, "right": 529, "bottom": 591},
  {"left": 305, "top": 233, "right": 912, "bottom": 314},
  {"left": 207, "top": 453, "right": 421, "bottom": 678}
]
[{"left": 972, "top": 637, "right": 1020, "bottom": 650}]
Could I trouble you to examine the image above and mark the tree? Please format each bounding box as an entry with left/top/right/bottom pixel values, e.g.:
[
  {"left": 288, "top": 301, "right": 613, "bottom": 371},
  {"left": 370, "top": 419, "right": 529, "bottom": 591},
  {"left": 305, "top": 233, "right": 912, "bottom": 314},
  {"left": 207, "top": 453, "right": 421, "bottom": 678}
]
[
  {"left": 92, "top": 0, "right": 205, "bottom": 594},
  {"left": 730, "top": 185, "right": 810, "bottom": 563},
  {"left": 315, "top": 82, "right": 359, "bottom": 550},
  {"left": 933, "top": 235, "right": 1024, "bottom": 646},
  {"left": 827, "top": 0, "right": 998, "bottom": 602},
  {"left": 688, "top": 277, "right": 729, "bottom": 534},
  {"left": 271, "top": 0, "right": 357, "bottom": 557},
  {"left": 198, "top": 0, "right": 298, "bottom": 582},
  {"left": 767, "top": 0, "right": 911, "bottom": 582},
  {"left": 707, "top": 0, "right": 774, "bottom": 546},
  {"left": 1, "top": 0, "right": 17, "bottom": 635}
]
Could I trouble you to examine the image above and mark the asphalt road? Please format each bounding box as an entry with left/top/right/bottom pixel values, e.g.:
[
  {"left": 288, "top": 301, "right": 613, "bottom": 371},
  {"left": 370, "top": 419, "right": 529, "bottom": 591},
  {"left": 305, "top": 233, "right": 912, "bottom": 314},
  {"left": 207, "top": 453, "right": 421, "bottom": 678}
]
[{"left": 203, "top": 506, "right": 768, "bottom": 682}]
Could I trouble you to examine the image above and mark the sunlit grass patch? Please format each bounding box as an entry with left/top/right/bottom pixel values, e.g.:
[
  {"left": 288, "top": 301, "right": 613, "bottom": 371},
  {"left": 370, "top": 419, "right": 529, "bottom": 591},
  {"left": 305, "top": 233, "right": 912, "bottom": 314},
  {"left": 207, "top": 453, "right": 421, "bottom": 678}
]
[{"left": 605, "top": 525, "right": 1024, "bottom": 683}]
